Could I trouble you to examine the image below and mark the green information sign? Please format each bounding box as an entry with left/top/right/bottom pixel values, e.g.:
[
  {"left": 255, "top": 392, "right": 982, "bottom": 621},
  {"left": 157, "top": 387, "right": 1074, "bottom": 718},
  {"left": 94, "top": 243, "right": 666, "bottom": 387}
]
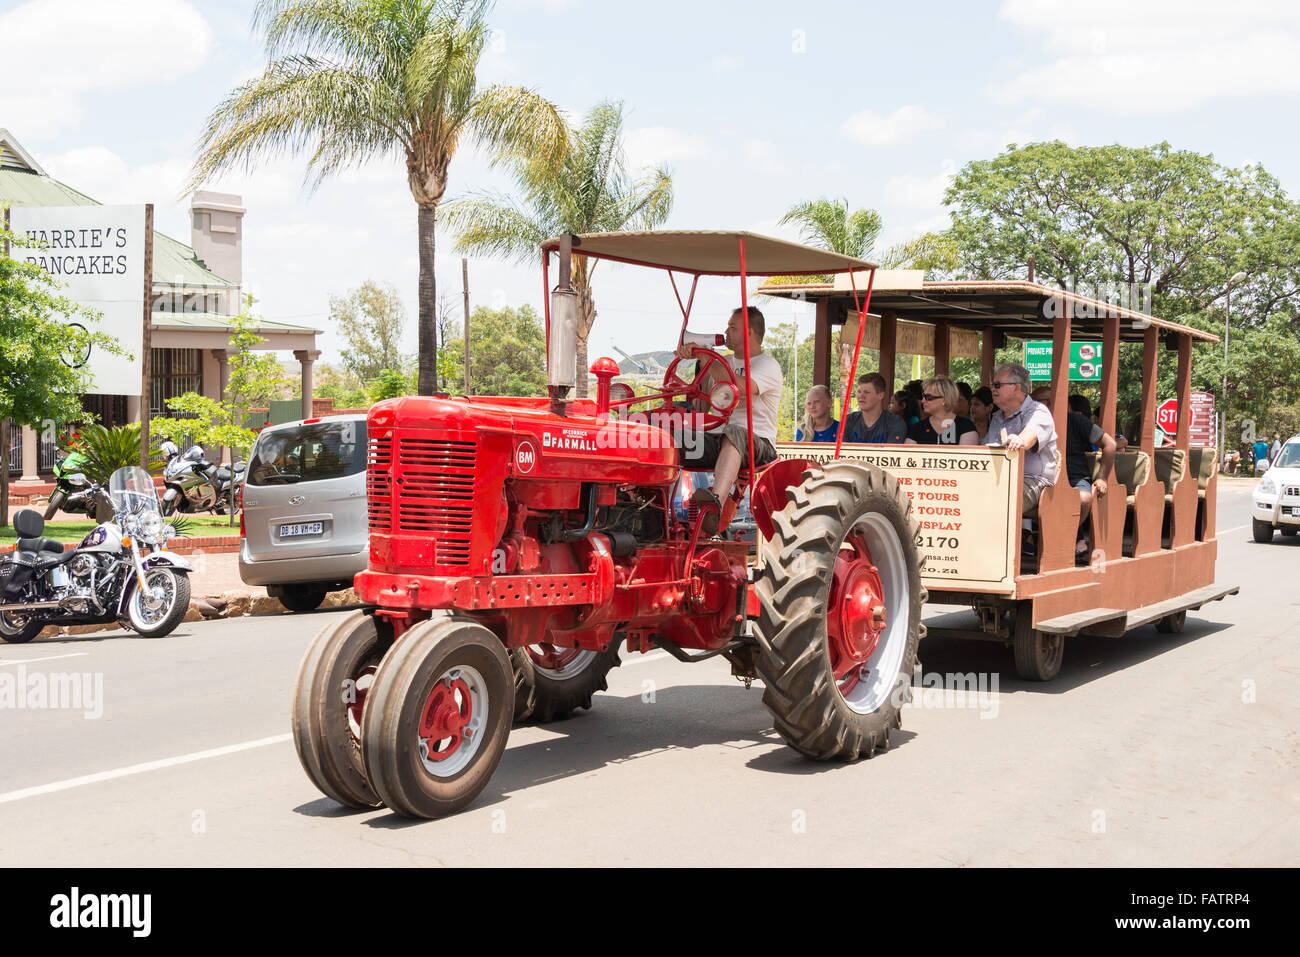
[{"left": 1024, "top": 341, "right": 1103, "bottom": 382}]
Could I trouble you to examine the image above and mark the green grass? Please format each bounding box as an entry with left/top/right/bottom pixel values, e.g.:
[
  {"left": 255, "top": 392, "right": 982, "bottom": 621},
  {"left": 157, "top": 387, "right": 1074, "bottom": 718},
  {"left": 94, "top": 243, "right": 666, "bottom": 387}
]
[{"left": 1, "top": 515, "right": 240, "bottom": 547}]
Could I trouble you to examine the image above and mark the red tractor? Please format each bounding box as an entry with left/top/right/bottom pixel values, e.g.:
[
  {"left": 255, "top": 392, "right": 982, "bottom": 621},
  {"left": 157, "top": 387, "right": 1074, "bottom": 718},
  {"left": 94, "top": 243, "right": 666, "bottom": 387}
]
[{"left": 292, "top": 231, "right": 925, "bottom": 818}]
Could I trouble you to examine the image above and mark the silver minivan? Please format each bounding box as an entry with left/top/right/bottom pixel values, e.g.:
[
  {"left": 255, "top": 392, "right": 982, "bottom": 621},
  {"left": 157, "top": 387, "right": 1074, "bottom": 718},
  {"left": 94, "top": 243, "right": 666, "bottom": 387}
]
[{"left": 239, "top": 414, "right": 369, "bottom": 611}]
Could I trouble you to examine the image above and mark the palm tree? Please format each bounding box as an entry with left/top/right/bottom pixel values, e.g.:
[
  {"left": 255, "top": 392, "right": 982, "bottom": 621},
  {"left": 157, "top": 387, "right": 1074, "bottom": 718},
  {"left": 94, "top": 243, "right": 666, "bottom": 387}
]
[
  {"left": 442, "top": 100, "right": 672, "bottom": 397},
  {"left": 778, "top": 197, "right": 958, "bottom": 270},
  {"left": 186, "top": 0, "right": 568, "bottom": 395}
]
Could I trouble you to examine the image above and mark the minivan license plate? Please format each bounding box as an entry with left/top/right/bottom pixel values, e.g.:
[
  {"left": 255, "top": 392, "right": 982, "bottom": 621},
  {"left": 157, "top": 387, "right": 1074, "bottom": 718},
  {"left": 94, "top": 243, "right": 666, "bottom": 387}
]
[{"left": 281, "top": 522, "right": 323, "bottom": 537}]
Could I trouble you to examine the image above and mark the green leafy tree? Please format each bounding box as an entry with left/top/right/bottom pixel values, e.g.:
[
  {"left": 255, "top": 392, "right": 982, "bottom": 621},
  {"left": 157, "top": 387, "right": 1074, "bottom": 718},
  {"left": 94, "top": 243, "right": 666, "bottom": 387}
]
[
  {"left": 458, "top": 304, "right": 545, "bottom": 396},
  {"left": 1, "top": 214, "right": 126, "bottom": 527},
  {"left": 313, "top": 363, "right": 370, "bottom": 409},
  {"left": 368, "top": 367, "right": 413, "bottom": 402},
  {"left": 151, "top": 307, "right": 287, "bottom": 523},
  {"left": 774, "top": 197, "right": 959, "bottom": 282},
  {"left": 188, "top": 0, "right": 568, "bottom": 397},
  {"left": 944, "top": 140, "right": 1300, "bottom": 434},
  {"left": 331, "top": 280, "right": 409, "bottom": 381},
  {"left": 444, "top": 100, "right": 673, "bottom": 397}
]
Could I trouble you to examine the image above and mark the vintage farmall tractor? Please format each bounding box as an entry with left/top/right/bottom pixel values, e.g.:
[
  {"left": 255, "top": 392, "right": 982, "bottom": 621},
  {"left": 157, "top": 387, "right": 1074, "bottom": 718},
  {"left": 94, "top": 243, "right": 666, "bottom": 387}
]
[{"left": 292, "top": 231, "right": 925, "bottom": 818}]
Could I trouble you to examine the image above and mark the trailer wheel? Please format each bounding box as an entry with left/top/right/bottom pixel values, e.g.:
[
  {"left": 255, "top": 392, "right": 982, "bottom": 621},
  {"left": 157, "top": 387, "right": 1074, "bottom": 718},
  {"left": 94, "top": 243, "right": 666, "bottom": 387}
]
[
  {"left": 1012, "top": 606, "right": 1063, "bottom": 681},
  {"left": 754, "top": 462, "right": 924, "bottom": 761},
  {"left": 511, "top": 639, "right": 622, "bottom": 723},
  {"left": 1253, "top": 519, "right": 1274, "bottom": 543},
  {"left": 292, "top": 610, "right": 391, "bottom": 809},
  {"left": 1154, "top": 610, "right": 1186, "bottom": 634},
  {"left": 362, "top": 617, "right": 512, "bottom": 818}
]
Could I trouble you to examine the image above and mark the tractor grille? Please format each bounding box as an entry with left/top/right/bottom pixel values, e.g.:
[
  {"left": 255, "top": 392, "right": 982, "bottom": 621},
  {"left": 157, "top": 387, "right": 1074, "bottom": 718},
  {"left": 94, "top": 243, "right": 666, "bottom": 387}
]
[
  {"left": 366, "top": 435, "right": 393, "bottom": 530},
  {"left": 396, "top": 437, "right": 477, "bottom": 565}
]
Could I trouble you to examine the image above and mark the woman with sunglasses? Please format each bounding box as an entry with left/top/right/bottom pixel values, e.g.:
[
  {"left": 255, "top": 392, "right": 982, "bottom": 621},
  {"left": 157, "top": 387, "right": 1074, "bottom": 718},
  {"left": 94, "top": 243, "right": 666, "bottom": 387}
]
[{"left": 905, "top": 375, "right": 978, "bottom": 445}]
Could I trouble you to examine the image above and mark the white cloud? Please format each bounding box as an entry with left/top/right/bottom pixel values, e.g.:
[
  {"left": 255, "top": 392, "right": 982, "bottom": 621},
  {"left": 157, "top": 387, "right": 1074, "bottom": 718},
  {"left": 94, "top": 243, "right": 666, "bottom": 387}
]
[
  {"left": 994, "top": 0, "right": 1300, "bottom": 114},
  {"left": 624, "top": 126, "right": 714, "bottom": 171},
  {"left": 713, "top": 55, "right": 744, "bottom": 72},
  {"left": 740, "top": 139, "right": 787, "bottom": 175},
  {"left": 884, "top": 163, "right": 956, "bottom": 210},
  {"left": 840, "top": 105, "right": 945, "bottom": 146},
  {"left": 0, "top": 0, "right": 212, "bottom": 138}
]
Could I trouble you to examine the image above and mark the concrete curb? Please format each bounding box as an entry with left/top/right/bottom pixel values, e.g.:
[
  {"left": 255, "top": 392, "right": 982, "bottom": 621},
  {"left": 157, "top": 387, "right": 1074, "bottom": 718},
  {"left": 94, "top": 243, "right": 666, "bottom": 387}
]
[{"left": 33, "top": 587, "right": 361, "bottom": 640}]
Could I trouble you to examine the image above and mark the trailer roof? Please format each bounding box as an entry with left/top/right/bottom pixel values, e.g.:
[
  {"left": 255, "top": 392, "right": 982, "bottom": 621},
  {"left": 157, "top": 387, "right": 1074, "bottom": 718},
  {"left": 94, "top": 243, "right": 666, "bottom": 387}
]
[
  {"left": 758, "top": 276, "right": 1220, "bottom": 343},
  {"left": 540, "top": 230, "right": 878, "bottom": 276}
]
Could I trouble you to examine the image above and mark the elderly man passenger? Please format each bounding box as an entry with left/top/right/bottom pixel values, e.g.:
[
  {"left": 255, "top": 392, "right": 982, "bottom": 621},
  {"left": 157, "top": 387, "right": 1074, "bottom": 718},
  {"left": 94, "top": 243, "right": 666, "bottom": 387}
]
[{"left": 985, "top": 362, "right": 1059, "bottom": 514}]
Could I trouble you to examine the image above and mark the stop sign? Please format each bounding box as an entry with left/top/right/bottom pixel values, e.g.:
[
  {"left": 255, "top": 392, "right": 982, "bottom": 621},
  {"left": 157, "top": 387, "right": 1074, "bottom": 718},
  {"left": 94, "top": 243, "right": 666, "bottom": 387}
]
[{"left": 1156, "top": 398, "right": 1179, "bottom": 434}]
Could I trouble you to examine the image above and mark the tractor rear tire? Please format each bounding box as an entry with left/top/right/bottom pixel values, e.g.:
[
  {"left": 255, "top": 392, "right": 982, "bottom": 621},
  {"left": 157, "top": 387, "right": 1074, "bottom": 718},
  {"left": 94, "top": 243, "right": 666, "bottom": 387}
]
[
  {"left": 754, "top": 462, "right": 925, "bottom": 761},
  {"left": 362, "top": 617, "right": 513, "bottom": 819},
  {"left": 1253, "top": 519, "right": 1274, "bottom": 543},
  {"left": 510, "top": 639, "right": 622, "bottom": 723},
  {"left": 1012, "top": 605, "right": 1064, "bottom": 681},
  {"left": 292, "top": 610, "right": 390, "bottom": 809}
]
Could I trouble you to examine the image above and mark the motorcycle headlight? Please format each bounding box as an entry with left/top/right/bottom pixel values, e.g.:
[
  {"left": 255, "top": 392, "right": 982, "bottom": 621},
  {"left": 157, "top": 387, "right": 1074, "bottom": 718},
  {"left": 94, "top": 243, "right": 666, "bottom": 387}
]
[
  {"left": 139, "top": 511, "right": 164, "bottom": 542},
  {"left": 1259, "top": 476, "right": 1276, "bottom": 495}
]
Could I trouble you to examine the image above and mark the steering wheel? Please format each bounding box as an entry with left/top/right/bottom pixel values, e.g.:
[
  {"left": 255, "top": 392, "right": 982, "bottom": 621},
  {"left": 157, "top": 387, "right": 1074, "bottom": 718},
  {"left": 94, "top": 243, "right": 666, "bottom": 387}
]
[{"left": 657, "top": 347, "right": 741, "bottom": 432}]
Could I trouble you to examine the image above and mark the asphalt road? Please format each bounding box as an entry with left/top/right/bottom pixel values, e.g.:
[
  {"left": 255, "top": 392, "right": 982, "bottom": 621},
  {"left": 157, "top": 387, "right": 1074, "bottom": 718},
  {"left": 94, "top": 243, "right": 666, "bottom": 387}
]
[{"left": 1, "top": 482, "right": 1294, "bottom": 866}]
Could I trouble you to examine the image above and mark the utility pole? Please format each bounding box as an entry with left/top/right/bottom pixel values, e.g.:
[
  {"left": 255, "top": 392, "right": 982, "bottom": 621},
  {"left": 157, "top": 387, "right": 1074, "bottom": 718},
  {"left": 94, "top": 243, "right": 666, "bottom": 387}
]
[{"left": 462, "top": 258, "right": 471, "bottom": 395}]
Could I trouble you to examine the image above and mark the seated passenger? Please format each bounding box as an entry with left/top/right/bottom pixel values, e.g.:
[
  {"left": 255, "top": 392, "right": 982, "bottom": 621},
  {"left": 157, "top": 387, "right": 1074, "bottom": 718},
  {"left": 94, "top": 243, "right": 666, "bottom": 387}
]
[
  {"left": 673, "top": 306, "right": 782, "bottom": 534},
  {"left": 955, "top": 381, "right": 973, "bottom": 417},
  {"left": 985, "top": 362, "right": 1059, "bottom": 514},
  {"left": 842, "top": 372, "right": 908, "bottom": 443},
  {"left": 1065, "top": 394, "right": 1115, "bottom": 556},
  {"left": 889, "top": 389, "right": 921, "bottom": 427},
  {"left": 905, "top": 376, "right": 978, "bottom": 445},
  {"left": 795, "top": 384, "right": 838, "bottom": 442},
  {"left": 969, "top": 386, "right": 994, "bottom": 443}
]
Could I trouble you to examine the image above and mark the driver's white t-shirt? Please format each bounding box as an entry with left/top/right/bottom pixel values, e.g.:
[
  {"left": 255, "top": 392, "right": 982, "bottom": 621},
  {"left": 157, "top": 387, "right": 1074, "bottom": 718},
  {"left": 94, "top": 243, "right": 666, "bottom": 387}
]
[{"left": 725, "top": 351, "right": 783, "bottom": 442}]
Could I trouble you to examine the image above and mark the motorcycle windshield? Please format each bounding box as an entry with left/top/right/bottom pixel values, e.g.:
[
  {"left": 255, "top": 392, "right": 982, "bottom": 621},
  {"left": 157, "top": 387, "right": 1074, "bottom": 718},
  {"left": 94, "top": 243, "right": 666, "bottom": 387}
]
[{"left": 109, "top": 466, "right": 160, "bottom": 518}]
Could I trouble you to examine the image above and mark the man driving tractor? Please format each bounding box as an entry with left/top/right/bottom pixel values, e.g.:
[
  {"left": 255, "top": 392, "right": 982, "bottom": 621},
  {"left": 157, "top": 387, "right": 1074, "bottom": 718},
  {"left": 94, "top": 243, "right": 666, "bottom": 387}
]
[{"left": 673, "top": 305, "right": 783, "bottom": 535}]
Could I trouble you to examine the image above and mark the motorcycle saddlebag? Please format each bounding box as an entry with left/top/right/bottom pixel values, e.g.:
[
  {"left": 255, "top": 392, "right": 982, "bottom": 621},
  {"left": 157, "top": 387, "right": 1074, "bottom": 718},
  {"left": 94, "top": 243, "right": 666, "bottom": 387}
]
[{"left": 0, "top": 552, "right": 37, "bottom": 599}]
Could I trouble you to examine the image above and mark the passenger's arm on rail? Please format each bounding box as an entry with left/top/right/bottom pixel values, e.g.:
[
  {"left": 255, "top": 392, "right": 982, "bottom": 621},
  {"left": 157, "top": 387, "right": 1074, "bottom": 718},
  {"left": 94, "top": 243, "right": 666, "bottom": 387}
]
[{"left": 1095, "top": 430, "right": 1117, "bottom": 497}]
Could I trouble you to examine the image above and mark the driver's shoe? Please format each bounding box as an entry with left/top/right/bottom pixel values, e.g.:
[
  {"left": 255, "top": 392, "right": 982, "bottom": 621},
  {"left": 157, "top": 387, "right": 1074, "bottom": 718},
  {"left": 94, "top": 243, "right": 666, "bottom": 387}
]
[{"left": 691, "top": 487, "right": 723, "bottom": 536}]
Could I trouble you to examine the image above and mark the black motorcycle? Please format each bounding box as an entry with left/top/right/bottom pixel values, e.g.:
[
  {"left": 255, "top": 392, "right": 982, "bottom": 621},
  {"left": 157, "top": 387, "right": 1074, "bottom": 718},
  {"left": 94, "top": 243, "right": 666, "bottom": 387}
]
[
  {"left": 44, "top": 448, "right": 113, "bottom": 522},
  {"left": 0, "top": 466, "right": 193, "bottom": 643},
  {"left": 160, "top": 444, "right": 246, "bottom": 517}
]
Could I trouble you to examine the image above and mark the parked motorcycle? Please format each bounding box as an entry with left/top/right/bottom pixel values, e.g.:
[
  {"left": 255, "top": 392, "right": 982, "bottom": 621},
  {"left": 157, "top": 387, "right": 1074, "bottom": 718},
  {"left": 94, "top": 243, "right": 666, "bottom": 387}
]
[
  {"left": 160, "top": 444, "right": 245, "bottom": 517},
  {"left": 44, "top": 448, "right": 113, "bottom": 522},
  {"left": 0, "top": 466, "right": 193, "bottom": 643}
]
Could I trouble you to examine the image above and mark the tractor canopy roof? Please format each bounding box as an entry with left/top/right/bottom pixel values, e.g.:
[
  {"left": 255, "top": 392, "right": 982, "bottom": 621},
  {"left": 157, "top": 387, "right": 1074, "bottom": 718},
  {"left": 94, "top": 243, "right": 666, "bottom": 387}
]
[{"left": 540, "top": 230, "right": 878, "bottom": 276}]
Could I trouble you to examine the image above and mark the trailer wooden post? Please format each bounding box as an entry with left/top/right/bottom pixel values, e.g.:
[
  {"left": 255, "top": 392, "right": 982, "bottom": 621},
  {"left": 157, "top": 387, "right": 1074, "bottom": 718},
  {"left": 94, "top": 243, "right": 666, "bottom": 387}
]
[
  {"left": 1091, "top": 309, "right": 1126, "bottom": 565},
  {"left": 981, "top": 325, "right": 996, "bottom": 386},
  {"left": 879, "top": 310, "right": 898, "bottom": 396},
  {"left": 1168, "top": 331, "right": 1198, "bottom": 547},
  {"left": 934, "top": 320, "right": 950, "bottom": 378},
  {"left": 1100, "top": 313, "right": 1119, "bottom": 437},
  {"left": 1131, "top": 325, "right": 1164, "bottom": 557},
  {"left": 1035, "top": 293, "right": 1080, "bottom": 574},
  {"left": 813, "top": 298, "right": 831, "bottom": 387}
]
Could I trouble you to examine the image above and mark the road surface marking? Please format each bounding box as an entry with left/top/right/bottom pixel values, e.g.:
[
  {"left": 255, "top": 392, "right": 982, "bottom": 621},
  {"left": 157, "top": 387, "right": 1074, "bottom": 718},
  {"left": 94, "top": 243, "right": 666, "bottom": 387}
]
[
  {"left": 1217, "top": 523, "right": 1250, "bottom": 534},
  {"left": 0, "top": 733, "right": 293, "bottom": 806},
  {"left": 0, "top": 653, "right": 89, "bottom": 666}
]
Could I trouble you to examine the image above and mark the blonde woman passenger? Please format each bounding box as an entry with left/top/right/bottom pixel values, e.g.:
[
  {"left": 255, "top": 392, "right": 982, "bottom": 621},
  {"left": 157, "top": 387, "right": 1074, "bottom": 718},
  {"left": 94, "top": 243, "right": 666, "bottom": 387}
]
[{"left": 904, "top": 376, "right": 978, "bottom": 445}]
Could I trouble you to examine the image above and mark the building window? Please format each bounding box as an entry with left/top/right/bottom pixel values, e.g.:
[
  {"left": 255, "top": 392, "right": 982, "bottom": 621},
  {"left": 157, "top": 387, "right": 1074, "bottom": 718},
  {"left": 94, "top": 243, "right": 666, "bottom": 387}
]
[{"left": 151, "top": 348, "right": 203, "bottom": 417}]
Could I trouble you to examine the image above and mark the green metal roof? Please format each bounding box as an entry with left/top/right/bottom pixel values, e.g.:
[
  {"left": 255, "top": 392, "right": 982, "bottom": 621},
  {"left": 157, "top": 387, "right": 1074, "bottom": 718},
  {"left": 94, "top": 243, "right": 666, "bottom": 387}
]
[
  {"left": 152, "top": 311, "right": 320, "bottom": 333},
  {"left": 1, "top": 167, "right": 235, "bottom": 289}
]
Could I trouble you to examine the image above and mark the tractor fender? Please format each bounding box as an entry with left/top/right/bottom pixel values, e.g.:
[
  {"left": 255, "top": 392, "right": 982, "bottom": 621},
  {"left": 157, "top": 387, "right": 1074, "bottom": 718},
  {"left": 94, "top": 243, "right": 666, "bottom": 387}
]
[{"left": 750, "top": 457, "right": 821, "bottom": 540}]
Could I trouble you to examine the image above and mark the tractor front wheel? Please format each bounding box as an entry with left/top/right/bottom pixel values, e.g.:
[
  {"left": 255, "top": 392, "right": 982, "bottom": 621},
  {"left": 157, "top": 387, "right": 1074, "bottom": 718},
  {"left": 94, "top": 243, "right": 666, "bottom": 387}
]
[
  {"left": 362, "top": 618, "right": 513, "bottom": 818},
  {"left": 510, "top": 638, "right": 622, "bottom": 722},
  {"left": 291, "top": 610, "right": 390, "bottom": 809},
  {"left": 754, "top": 462, "right": 924, "bottom": 760}
]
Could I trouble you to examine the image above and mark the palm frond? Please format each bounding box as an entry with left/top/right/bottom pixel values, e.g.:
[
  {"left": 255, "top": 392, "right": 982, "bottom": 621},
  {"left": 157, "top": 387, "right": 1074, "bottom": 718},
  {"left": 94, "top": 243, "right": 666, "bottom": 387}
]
[
  {"left": 468, "top": 84, "right": 568, "bottom": 178},
  {"left": 443, "top": 191, "right": 552, "bottom": 262}
]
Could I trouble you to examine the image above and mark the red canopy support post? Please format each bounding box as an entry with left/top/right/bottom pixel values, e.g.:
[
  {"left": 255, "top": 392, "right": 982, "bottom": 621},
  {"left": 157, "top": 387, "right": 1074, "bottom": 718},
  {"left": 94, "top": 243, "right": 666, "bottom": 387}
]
[
  {"left": 834, "top": 269, "right": 877, "bottom": 457},
  {"left": 813, "top": 298, "right": 832, "bottom": 387},
  {"left": 981, "top": 325, "right": 996, "bottom": 386},
  {"left": 934, "top": 320, "right": 950, "bottom": 378},
  {"left": 738, "top": 238, "right": 756, "bottom": 484},
  {"left": 879, "top": 309, "right": 898, "bottom": 396}
]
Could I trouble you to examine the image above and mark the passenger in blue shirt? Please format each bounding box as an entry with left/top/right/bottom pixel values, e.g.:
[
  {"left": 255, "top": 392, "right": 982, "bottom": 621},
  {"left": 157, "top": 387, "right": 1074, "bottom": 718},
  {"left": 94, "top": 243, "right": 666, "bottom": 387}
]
[{"left": 795, "top": 384, "right": 839, "bottom": 442}]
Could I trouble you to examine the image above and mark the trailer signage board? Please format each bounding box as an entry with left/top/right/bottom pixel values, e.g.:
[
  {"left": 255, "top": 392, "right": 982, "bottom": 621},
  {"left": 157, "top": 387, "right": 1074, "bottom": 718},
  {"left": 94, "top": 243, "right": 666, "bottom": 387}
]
[{"left": 775, "top": 443, "right": 1019, "bottom": 593}]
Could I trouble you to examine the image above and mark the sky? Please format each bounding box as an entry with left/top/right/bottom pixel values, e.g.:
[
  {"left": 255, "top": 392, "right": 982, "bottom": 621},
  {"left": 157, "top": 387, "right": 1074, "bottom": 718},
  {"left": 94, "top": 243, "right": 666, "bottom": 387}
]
[{"left": 3, "top": 0, "right": 1300, "bottom": 370}]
